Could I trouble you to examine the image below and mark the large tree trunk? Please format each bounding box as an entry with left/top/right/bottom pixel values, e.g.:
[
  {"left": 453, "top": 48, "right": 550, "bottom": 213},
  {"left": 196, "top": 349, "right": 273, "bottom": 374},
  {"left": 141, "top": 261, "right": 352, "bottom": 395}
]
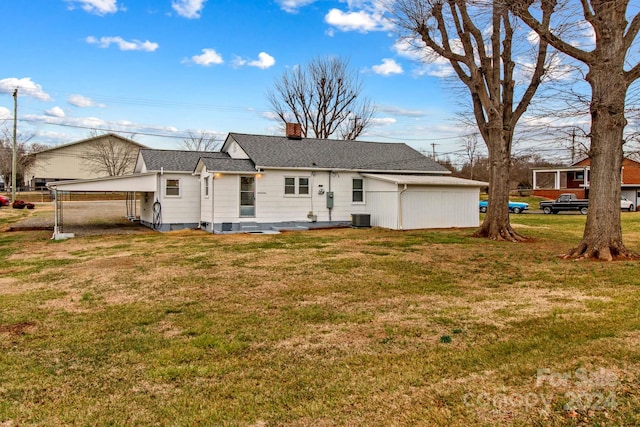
[
  {"left": 564, "top": 11, "right": 637, "bottom": 260},
  {"left": 473, "top": 129, "right": 527, "bottom": 241}
]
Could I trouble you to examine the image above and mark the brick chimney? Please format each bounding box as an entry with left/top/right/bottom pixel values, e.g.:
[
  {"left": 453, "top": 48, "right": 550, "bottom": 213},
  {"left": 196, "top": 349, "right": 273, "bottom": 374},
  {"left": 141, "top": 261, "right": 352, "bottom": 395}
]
[{"left": 286, "top": 122, "right": 302, "bottom": 139}]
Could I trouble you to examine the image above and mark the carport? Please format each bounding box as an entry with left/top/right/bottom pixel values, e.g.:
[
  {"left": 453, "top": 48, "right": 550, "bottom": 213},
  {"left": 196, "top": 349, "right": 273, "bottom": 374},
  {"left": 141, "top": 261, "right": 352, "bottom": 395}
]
[{"left": 47, "top": 173, "right": 159, "bottom": 239}]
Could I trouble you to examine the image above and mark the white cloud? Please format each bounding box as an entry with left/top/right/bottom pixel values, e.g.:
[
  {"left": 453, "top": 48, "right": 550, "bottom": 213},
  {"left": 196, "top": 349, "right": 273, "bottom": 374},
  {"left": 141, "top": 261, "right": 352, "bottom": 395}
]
[
  {"left": 393, "top": 38, "right": 454, "bottom": 78},
  {"left": 66, "top": 0, "right": 119, "bottom": 15},
  {"left": 234, "top": 52, "right": 276, "bottom": 69},
  {"left": 249, "top": 52, "right": 276, "bottom": 69},
  {"left": 377, "top": 106, "right": 427, "bottom": 118},
  {"left": 325, "top": 9, "right": 379, "bottom": 33},
  {"left": 185, "top": 48, "right": 224, "bottom": 66},
  {"left": 172, "top": 0, "right": 207, "bottom": 19},
  {"left": 68, "top": 94, "right": 105, "bottom": 108},
  {"left": 0, "top": 77, "right": 52, "bottom": 101},
  {"left": 370, "top": 117, "right": 396, "bottom": 126},
  {"left": 527, "top": 30, "right": 540, "bottom": 45},
  {"left": 0, "top": 107, "right": 11, "bottom": 119},
  {"left": 276, "top": 0, "right": 316, "bottom": 13},
  {"left": 324, "top": 1, "right": 393, "bottom": 34},
  {"left": 86, "top": 36, "right": 159, "bottom": 52},
  {"left": 45, "top": 107, "right": 66, "bottom": 118},
  {"left": 372, "top": 58, "right": 403, "bottom": 76}
]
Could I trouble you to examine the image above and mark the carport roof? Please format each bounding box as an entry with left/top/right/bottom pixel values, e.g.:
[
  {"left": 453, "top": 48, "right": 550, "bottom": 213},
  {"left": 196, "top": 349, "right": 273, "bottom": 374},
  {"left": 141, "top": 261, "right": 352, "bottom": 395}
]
[
  {"left": 47, "top": 172, "right": 158, "bottom": 192},
  {"left": 362, "top": 174, "right": 488, "bottom": 187}
]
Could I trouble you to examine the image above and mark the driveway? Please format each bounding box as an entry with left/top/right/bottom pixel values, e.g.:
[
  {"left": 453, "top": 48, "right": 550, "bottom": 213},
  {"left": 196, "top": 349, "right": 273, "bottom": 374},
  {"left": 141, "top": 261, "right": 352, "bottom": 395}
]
[{"left": 7, "top": 200, "right": 152, "bottom": 236}]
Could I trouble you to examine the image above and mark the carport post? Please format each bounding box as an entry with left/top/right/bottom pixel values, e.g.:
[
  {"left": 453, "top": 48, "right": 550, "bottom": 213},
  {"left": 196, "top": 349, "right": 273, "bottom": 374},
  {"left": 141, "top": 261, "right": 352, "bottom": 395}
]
[
  {"left": 51, "top": 189, "right": 74, "bottom": 240},
  {"left": 53, "top": 189, "right": 58, "bottom": 235}
]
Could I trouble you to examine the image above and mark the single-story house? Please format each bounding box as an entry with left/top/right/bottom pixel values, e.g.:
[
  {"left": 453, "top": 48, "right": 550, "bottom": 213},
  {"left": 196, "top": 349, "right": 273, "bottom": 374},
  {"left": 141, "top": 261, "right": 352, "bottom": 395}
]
[
  {"left": 48, "top": 128, "right": 488, "bottom": 234},
  {"left": 194, "top": 132, "right": 488, "bottom": 232},
  {"left": 24, "top": 133, "right": 146, "bottom": 190},
  {"left": 531, "top": 157, "right": 640, "bottom": 206}
]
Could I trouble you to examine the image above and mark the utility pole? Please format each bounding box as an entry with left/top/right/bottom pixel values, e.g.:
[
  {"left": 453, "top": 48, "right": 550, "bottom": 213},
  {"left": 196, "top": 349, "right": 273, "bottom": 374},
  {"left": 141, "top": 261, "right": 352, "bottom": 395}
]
[
  {"left": 12, "top": 88, "right": 18, "bottom": 203},
  {"left": 431, "top": 143, "right": 437, "bottom": 160}
]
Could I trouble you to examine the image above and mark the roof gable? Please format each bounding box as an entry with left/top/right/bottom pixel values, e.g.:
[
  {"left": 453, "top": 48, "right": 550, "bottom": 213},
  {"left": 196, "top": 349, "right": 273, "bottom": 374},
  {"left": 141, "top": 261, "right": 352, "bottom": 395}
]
[
  {"left": 223, "top": 133, "right": 450, "bottom": 173},
  {"left": 37, "top": 133, "right": 146, "bottom": 154},
  {"left": 196, "top": 156, "right": 256, "bottom": 174},
  {"left": 138, "top": 149, "right": 229, "bottom": 172}
]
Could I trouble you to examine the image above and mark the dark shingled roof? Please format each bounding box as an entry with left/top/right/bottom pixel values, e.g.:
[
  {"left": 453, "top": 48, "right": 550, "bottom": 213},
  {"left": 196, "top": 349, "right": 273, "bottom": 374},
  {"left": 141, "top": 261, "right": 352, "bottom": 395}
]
[
  {"left": 226, "top": 133, "right": 449, "bottom": 173},
  {"left": 199, "top": 156, "right": 256, "bottom": 172},
  {"left": 139, "top": 149, "right": 230, "bottom": 172}
]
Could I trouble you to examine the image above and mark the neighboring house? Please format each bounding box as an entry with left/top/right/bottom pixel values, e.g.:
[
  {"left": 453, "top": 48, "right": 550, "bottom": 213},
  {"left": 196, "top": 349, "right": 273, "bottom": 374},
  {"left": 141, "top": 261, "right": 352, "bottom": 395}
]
[
  {"left": 48, "top": 128, "right": 488, "bottom": 234},
  {"left": 24, "top": 133, "right": 145, "bottom": 190},
  {"left": 531, "top": 157, "right": 640, "bottom": 206}
]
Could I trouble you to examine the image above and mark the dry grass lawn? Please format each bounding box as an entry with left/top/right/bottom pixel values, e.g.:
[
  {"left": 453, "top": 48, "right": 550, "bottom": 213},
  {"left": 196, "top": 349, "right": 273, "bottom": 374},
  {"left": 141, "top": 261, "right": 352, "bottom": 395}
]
[{"left": 1, "top": 207, "right": 640, "bottom": 426}]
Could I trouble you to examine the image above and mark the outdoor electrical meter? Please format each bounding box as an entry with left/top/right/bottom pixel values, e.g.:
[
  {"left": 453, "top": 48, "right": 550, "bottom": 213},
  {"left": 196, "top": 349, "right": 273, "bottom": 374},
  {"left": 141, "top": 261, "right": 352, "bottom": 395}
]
[{"left": 326, "top": 191, "right": 334, "bottom": 209}]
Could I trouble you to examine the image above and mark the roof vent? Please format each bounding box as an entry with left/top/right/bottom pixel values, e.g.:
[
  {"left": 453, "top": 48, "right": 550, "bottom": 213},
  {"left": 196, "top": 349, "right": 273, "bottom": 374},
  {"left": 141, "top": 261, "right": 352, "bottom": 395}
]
[{"left": 286, "top": 123, "right": 302, "bottom": 139}]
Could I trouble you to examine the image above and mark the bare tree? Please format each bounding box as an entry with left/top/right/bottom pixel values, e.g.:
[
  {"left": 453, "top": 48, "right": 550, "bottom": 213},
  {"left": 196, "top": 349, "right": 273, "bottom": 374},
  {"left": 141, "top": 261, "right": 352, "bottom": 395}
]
[
  {"left": 267, "top": 56, "right": 376, "bottom": 140},
  {"left": 512, "top": 0, "right": 640, "bottom": 260},
  {"left": 0, "top": 126, "right": 37, "bottom": 188},
  {"left": 461, "top": 133, "right": 481, "bottom": 180},
  {"left": 180, "top": 131, "right": 220, "bottom": 151},
  {"left": 393, "top": 0, "right": 551, "bottom": 241},
  {"left": 80, "top": 133, "right": 139, "bottom": 176}
]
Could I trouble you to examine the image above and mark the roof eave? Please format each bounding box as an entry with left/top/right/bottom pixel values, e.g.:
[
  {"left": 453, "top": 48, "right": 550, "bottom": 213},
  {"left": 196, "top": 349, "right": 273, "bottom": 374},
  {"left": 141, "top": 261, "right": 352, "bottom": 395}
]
[{"left": 254, "top": 166, "right": 450, "bottom": 174}]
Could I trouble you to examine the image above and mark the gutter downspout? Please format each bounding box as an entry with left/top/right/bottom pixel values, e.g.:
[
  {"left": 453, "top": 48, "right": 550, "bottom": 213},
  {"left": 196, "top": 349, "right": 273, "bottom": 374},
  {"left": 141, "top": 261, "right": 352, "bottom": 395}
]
[
  {"left": 328, "top": 171, "right": 332, "bottom": 222},
  {"left": 398, "top": 184, "right": 408, "bottom": 230},
  {"left": 211, "top": 174, "right": 215, "bottom": 233}
]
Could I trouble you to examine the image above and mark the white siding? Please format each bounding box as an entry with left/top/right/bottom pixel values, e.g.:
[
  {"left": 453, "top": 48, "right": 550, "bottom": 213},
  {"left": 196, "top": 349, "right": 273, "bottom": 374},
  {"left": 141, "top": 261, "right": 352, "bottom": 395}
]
[
  {"left": 139, "top": 192, "right": 156, "bottom": 225},
  {"left": 212, "top": 174, "right": 242, "bottom": 223},
  {"left": 157, "top": 173, "right": 201, "bottom": 225},
  {"left": 198, "top": 168, "right": 480, "bottom": 230},
  {"left": 200, "top": 172, "right": 213, "bottom": 225},
  {"left": 400, "top": 187, "right": 480, "bottom": 229},
  {"left": 366, "top": 192, "right": 399, "bottom": 229},
  {"left": 226, "top": 141, "right": 250, "bottom": 159},
  {"left": 250, "top": 170, "right": 369, "bottom": 223}
]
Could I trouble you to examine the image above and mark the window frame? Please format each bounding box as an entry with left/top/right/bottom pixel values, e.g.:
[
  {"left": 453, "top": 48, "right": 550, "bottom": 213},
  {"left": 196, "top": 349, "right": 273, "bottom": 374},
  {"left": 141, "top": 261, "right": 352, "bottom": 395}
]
[
  {"left": 284, "top": 176, "right": 311, "bottom": 197},
  {"left": 352, "top": 178, "right": 364, "bottom": 204},
  {"left": 203, "top": 175, "right": 209, "bottom": 198},
  {"left": 165, "top": 178, "right": 181, "bottom": 197},
  {"left": 239, "top": 175, "right": 256, "bottom": 217}
]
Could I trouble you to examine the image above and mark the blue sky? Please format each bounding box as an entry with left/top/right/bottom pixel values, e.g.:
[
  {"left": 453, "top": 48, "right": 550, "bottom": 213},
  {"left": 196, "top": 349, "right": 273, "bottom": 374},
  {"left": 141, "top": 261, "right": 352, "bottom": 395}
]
[{"left": 0, "top": 0, "right": 523, "bottom": 160}]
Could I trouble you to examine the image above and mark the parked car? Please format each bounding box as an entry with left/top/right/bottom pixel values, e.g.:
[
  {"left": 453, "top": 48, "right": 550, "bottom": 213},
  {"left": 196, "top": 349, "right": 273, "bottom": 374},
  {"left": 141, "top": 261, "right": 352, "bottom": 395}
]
[
  {"left": 479, "top": 200, "right": 529, "bottom": 214},
  {"left": 540, "top": 194, "right": 635, "bottom": 214},
  {"left": 621, "top": 196, "right": 635, "bottom": 212},
  {"left": 539, "top": 193, "right": 589, "bottom": 214},
  {"left": 0, "top": 195, "right": 9, "bottom": 207}
]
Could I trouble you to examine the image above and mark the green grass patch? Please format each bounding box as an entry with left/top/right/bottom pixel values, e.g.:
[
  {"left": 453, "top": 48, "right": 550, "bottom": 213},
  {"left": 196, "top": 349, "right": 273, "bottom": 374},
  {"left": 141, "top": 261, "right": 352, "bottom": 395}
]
[{"left": 1, "top": 216, "right": 640, "bottom": 425}]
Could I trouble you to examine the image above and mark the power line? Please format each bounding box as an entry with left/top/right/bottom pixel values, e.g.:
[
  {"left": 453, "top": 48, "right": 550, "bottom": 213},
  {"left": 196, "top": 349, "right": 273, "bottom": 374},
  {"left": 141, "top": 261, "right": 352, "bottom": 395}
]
[{"left": 15, "top": 117, "right": 207, "bottom": 141}]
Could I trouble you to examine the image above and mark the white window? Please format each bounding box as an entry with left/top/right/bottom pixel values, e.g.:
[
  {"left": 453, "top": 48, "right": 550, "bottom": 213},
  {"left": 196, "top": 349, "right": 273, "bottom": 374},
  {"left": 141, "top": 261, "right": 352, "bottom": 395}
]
[
  {"left": 352, "top": 178, "right": 364, "bottom": 203},
  {"left": 284, "top": 177, "right": 310, "bottom": 196},
  {"left": 284, "top": 177, "right": 296, "bottom": 195},
  {"left": 204, "top": 176, "right": 209, "bottom": 198},
  {"left": 166, "top": 179, "right": 180, "bottom": 197}
]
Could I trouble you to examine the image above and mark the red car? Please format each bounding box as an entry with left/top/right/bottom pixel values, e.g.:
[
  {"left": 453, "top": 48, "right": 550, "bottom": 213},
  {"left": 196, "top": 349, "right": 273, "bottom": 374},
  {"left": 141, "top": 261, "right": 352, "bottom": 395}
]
[{"left": 0, "top": 195, "right": 9, "bottom": 206}]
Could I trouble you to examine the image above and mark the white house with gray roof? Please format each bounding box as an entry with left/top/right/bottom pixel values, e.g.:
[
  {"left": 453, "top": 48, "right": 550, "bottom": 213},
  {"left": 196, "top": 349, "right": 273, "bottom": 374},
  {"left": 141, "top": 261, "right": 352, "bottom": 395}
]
[
  {"left": 48, "top": 130, "right": 488, "bottom": 234},
  {"left": 194, "top": 132, "right": 487, "bottom": 233}
]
